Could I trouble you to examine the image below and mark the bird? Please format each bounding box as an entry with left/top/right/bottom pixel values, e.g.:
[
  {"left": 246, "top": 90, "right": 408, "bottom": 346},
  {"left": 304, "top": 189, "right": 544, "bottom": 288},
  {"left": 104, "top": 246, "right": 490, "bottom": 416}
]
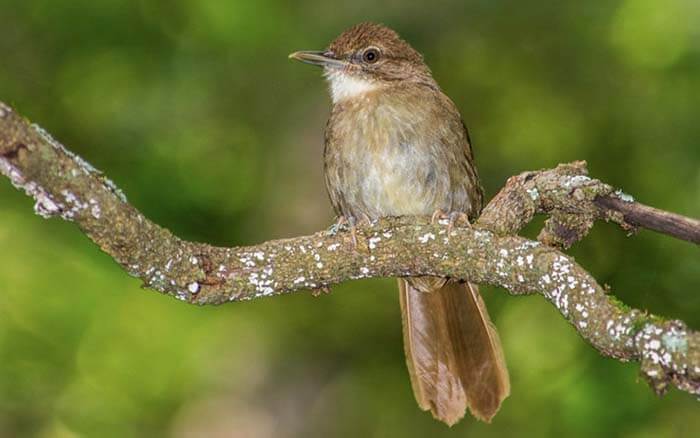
[{"left": 289, "top": 22, "right": 509, "bottom": 426}]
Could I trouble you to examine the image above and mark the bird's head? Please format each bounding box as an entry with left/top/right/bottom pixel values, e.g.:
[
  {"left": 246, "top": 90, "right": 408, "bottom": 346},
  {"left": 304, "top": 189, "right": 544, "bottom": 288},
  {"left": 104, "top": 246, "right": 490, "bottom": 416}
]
[{"left": 290, "top": 22, "right": 436, "bottom": 103}]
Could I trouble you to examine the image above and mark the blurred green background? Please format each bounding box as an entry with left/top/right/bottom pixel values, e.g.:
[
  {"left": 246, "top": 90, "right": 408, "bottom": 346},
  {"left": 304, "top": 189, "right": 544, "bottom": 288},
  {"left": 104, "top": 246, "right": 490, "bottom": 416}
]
[{"left": 1, "top": 0, "right": 699, "bottom": 437}]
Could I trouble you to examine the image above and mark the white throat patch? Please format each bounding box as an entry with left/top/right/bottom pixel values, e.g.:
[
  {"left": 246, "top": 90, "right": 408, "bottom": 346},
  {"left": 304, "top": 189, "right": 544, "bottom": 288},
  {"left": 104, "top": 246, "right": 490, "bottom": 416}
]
[{"left": 324, "top": 70, "right": 379, "bottom": 103}]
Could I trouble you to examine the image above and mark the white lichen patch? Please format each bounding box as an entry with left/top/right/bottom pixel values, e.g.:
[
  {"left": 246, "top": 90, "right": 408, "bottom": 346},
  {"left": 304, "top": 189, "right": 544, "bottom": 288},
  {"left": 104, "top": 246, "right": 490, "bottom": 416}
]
[
  {"left": 382, "top": 231, "right": 393, "bottom": 239},
  {"left": 614, "top": 189, "right": 635, "bottom": 203},
  {"left": 0, "top": 102, "right": 9, "bottom": 118},
  {"left": 520, "top": 241, "right": 540, "bottom": 249},
  {"left": 174, "top": 290, "right": 189, "bottom": 301},
  {"left": 248, "top": 272, "right": 273, "bottom": 295},
  {"left": 0, "top": 158, "right": 24, "bottom": 186},
  {"left": 188, "top": 282, "right": 200, "bottom": 293},
  {"left": 89, "top": 198, "right": 101, "bottom": 218},
  {"left": 562, "top": 174, "right": 592, "bottom": 189},
  {"left": 543, "top": 284, "right": 570, "bottom": 317},
  {"left": 662, "top": 330, "right": 688, "bottom": 354},
  {"left": 635, "top": 323, "right": 690, "bottom": 374},
  {"left": 0, "top": 158, "right": 66, "bottom": 219},
  {"left": 538, "top": 255, "right": 578, "bottom": 317},
  {"left": 238, "top": 253, "right": 257, "bottom": 268},
  {"left": 102, "top": 176, "right": 128, "bottom": 203},
  {"left": 147, "top": 269, "right": 169, "bottom": 291},
  {"left": 2, "top": 123, "right": 122, "bottom": 219},
  {"left": 327, "top": 243, "right": 341, "bottom": 252},
  {"left": 418, "top": 232, "right": 436, "bottom": 243},
  {"left": 33, "top": 185, "right": 62, "bottom": 218},
  {"left": 472, "top": 230, "right": 492, "bottom": 244},
  {"left": 312, "top": 253, "right": 324, "bottom": 268},
  {"left": 526, "top": 187, "right": 540, "bottom": 201},
  {"left": 60, "top": 189, "right": 92, "bottom": 219},
  {"left": 605, "top": 316, "right": 635, "bottom": 346},
  {"left": 368, "top": 236, "right": 381, "bottom": 249}
]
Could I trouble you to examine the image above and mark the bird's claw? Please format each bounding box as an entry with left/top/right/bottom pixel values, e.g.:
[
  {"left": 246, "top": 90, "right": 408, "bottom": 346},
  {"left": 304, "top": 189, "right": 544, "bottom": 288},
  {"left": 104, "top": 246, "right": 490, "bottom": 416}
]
[
  {"left": 311, "top": 285, "right": 331, "bottom": 297},
  {"left": 327, "top": 219, "right": 345, "bottom": 236},
  {"left": 329, "top": 214, "right": 371, "bottom": 250}
]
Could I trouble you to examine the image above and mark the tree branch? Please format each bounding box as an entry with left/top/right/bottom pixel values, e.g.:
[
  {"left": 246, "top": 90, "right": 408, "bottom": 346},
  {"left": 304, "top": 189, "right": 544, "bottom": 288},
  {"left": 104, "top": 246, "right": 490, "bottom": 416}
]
[{"left": 1, "top": 101, "right": 698, "bottom": 398}]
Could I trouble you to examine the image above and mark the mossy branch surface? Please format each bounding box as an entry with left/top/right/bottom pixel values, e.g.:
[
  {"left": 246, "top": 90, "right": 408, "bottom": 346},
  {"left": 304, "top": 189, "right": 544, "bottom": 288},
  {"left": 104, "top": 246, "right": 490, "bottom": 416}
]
[{"left": 1, "top": 101, "right": 698, "bottom": 399}]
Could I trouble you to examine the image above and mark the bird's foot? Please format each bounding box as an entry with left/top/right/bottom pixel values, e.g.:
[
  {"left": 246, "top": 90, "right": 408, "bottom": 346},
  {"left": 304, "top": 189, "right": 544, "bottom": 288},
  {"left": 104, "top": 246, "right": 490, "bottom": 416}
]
[
  {"left": 431, "top": 209, "right": 448, "bottom": 224},
  {"left": 311, "top": 285, "right": 331, "bottom": 297},
  {"left": 327, "top": 216, "right": 348, "bottom": 236},
  {"left": 330, "top": 214, "right": 372, "bottom": 249}
]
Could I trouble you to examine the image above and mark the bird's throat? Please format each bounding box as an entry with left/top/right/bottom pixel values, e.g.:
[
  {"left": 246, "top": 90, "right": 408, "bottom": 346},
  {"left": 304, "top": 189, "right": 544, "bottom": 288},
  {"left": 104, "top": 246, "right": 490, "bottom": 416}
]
[{"left": 324, "top": 70, "right": 380, "bottom": 103}]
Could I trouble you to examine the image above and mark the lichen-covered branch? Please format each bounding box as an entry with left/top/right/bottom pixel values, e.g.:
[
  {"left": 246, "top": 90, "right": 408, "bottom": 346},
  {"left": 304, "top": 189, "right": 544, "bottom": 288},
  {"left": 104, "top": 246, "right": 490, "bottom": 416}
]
[
  {"left": 477, "top": 161, "right": 700, "bottom": 247},
  {"left": 1, "top": 100, "right": 698, "bottom": 398}
]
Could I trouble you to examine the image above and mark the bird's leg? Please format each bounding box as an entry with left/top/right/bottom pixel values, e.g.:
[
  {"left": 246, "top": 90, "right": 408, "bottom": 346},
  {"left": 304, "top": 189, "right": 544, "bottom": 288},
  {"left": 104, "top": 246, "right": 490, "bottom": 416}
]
[
  {"left": 448, "top": 211, "right": 472, "bottom": 232},
  {"left": 329, "top": 214, "right": 371, "bottom": 249},
  {"left": 431, "top": 209, "right": 448, "bottom": 224},
  {"left": 346, "top": 215, "right": 359, "bottom": 248},
  {"left": 347, "top": 213, "right": 373, "bottom": 249}
]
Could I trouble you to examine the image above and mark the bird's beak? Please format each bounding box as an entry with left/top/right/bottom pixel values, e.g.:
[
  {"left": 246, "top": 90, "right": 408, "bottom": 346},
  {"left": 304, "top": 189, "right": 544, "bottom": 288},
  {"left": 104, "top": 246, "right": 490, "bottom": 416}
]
[{"left": 288, "top": 50, "right": 346, "bottom": 68}]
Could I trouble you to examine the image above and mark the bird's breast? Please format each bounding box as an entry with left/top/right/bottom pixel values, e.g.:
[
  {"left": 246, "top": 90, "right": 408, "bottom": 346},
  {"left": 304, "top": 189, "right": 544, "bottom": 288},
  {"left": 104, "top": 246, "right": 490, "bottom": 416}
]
[{"left": 325, "top": 95, "right": 452, "bottom": 219}]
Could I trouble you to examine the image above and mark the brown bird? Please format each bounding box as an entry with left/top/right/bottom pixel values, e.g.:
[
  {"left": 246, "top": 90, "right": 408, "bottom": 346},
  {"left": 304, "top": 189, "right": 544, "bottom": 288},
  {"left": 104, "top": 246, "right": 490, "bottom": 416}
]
[{"left": 290, "top": 22, "right": 509, "bottom": 426}]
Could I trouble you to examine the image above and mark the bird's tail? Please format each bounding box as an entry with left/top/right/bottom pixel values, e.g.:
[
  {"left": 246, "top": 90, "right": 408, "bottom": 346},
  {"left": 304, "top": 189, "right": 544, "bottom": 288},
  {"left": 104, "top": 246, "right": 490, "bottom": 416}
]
[{"left": 398, "top": 278, "right": 510, "bottom": 426}]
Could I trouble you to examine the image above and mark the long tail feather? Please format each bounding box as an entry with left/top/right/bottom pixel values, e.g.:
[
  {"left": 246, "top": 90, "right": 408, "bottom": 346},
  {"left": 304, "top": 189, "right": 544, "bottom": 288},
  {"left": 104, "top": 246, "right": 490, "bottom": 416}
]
[{"left": 399, "top": 278, "right": 510, "bottom": 425}]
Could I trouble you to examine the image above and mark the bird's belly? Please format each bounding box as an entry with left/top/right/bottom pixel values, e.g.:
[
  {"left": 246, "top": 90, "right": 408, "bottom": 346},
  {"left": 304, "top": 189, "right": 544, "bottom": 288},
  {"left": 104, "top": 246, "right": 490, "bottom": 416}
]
[{"left": 340, "top": 142, "right": 450, "bottom": 219}]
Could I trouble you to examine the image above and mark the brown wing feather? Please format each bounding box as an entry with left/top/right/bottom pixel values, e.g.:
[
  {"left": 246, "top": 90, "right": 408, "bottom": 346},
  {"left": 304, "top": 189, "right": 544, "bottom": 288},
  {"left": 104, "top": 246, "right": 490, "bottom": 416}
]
[{"left": 399, "top": 278, "right": 510, "bottom": 425}]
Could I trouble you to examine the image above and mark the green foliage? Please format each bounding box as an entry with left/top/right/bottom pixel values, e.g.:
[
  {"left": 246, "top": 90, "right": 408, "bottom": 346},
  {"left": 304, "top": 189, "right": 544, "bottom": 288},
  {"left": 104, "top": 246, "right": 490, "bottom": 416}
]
[{"left": 1, "top": 1, "right": 698, "bottom": 436}]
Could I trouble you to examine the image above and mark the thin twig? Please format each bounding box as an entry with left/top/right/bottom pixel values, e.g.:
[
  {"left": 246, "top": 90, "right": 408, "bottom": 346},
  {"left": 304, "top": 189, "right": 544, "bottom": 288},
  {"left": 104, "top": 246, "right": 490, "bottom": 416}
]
[{"left": 595, "top": 195, "right": 700, "bottom": 244}]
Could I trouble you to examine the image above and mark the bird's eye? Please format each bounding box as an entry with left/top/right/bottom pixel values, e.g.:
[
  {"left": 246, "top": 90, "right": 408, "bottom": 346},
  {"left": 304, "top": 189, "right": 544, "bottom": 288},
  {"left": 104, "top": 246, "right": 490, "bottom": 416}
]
[{"left": 362, "top": 48, "right": 380, "bottom": 64}]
